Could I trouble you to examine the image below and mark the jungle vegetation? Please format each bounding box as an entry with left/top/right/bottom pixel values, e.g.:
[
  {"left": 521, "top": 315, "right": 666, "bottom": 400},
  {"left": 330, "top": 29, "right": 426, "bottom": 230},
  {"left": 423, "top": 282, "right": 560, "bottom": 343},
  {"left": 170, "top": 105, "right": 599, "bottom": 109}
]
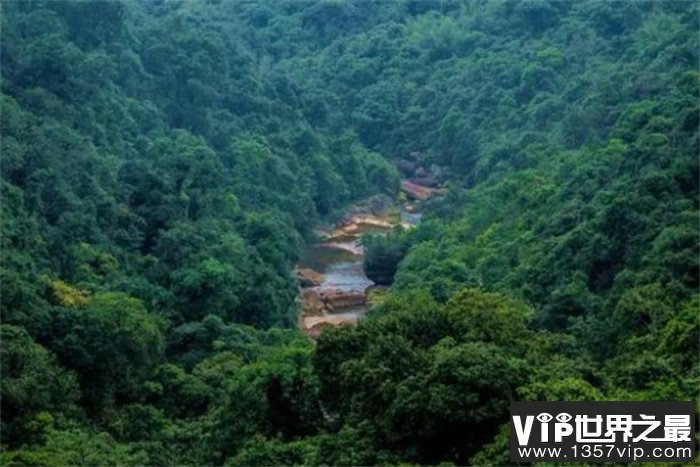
[{"left": 1, "top": 0, "right": 698, "bottom": 465}]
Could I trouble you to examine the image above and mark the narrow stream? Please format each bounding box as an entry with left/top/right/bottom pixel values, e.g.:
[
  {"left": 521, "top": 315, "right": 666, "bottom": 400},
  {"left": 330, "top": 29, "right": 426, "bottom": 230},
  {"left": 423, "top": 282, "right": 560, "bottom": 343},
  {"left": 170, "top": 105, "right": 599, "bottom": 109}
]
[
  {"left": 297, "top": 221, "right": 390, "bottom": 328},
  {"left": 297, "top": 192, "right": 429, "bottom": 336}
]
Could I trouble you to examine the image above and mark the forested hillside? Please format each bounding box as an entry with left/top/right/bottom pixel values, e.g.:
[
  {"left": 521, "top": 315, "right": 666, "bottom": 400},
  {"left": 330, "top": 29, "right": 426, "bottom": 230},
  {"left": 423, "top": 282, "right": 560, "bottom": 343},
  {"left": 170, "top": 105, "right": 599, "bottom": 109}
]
[{"left": 1, "top": 1, "right": 698, "bottom": 465}]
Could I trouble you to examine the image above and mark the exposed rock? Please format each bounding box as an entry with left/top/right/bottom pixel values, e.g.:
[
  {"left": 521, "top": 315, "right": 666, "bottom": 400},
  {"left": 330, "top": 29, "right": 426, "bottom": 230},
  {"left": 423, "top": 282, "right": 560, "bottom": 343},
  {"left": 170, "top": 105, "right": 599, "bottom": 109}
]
[
  {"left": 300, "top": 288, "right": 326, "bottom": 316},
  {"left": 341, "top": 194, "right": 393, "bottom": 220},
  {"left": 366, "top": 194, "right": 394, "bottom": 215},
  {"left": 303, "top": 318, "right": 355, "bottom": 338},
  {"left": 323, "top": 214, "right": 392, "bottom": 242},
  {"left": 412, "top": 166, "right": 444, "bottom": 187},
  {"left": 297, "top": 187, "right": 435, "bottom": 337},
  {"left": 324, "top": 241, "right": 364, "bottom": 256},
  {"left": 320, "top": 290, "right": 366, "bottom": 310},
  {"left": 305, "top": 321, "right": 332, "bottom": 338},
  {"left": 296, "top": 268, "right": 323, "bottom": 287},
  {"left": 401, "top": 180, "right": 444, "bottom": 200}
]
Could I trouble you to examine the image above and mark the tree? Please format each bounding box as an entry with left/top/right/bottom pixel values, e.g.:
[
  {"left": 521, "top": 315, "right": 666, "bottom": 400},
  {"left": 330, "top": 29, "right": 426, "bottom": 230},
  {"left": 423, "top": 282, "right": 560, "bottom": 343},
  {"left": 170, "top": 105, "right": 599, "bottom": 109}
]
[
  {"left": 362, "top": 229, "right": 408, "bottom": 285},
  {"left": 1, "top": 325, "right": 80, "bottom": 447},
  {"left": 51, "top": 293, "right": 166, "bottom": 416}
]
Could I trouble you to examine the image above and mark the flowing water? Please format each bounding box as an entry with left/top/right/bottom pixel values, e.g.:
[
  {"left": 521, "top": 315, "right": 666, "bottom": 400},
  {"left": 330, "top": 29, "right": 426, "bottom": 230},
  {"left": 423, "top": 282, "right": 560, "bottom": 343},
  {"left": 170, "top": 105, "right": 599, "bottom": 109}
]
[
  {"left": 298, "top": 197, "right": 426, "bottom": 334},
  {"left": 298, "top": 246, "right": 373, "bottom": 322},
  {"left": 298, "top": 222, "right": 389, "bottom": 323}
]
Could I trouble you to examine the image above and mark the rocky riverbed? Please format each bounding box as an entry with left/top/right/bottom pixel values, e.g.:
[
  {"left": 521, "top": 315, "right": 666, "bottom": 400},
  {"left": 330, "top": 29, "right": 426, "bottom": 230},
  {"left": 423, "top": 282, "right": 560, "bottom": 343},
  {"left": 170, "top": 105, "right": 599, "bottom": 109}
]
[{"left": 297, "top": 182, "right": 441, "bottom": 337}]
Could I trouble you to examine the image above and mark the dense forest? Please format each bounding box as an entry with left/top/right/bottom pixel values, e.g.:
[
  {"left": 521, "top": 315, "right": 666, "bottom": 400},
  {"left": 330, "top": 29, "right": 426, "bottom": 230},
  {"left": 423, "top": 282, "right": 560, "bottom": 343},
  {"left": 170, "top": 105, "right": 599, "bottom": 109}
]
[{"left": 1, "top": 0, "right": 698, "bottom": 465}]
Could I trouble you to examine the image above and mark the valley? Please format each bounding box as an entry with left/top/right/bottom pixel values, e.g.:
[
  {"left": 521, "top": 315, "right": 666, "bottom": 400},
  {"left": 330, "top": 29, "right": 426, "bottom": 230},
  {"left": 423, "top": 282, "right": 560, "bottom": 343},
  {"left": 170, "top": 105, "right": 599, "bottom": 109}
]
[{"left": 297, "top": 181, "right": 438, "bottom": 337}]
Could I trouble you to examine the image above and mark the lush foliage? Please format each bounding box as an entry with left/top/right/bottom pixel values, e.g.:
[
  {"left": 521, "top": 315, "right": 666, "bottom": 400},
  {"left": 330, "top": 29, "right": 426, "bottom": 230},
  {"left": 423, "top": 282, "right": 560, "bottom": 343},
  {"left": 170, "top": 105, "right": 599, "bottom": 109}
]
[
  {"left": 1, "top": 0, "right": 697, "bottom": 465},
  {"left": 362, "top": 228, "right": 409, "bottom": 285}
]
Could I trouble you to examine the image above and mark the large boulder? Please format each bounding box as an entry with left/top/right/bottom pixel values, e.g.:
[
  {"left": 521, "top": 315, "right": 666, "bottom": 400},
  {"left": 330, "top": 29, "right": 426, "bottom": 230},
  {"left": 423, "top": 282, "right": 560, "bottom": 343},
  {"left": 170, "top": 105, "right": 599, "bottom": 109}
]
[
  {"left": 305, "top": 321, "right": 333, "bottom": 338},
  {"left": 340, "top": 194, "right": 393, "bottom": 221},
  {"left": 401, "top": 180, "right": 431, "bottom": 200},
  {"left": 302, "top": 317, "right": 356, "bottom": 338},
  {"left": 296, "top": 268, "right": 323, "bottom": 287},
  {"left": 300, "top": 288, "right": 326, "bottom": 315},
  {"left": 365, "top": 194, "right": 393, "bottom": 215},
  {"left": 321, "top": 290, "right": 366, "bottom": 310},
  {"left": 401, "top": 180, "right": 445, "bottom": 200}
]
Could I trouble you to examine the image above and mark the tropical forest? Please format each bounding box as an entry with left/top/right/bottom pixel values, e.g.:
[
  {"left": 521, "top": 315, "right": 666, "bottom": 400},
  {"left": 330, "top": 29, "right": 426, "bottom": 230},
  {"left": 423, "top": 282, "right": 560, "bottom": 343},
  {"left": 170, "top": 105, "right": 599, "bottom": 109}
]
[{"left": 0, "top": 0, "right": 698, "bottom": 465}]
